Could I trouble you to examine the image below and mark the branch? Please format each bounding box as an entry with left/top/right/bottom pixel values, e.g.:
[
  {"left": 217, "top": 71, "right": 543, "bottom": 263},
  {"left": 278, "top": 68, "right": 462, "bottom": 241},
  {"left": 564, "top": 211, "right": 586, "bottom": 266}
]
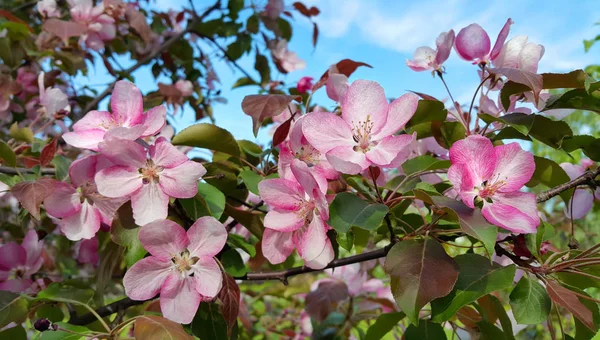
[
  {"left": 536, "top": 166, "right": 600, "bottom": 203},
  {"left": 69, "top": 298, "right": 145, "bottom": 326},
  {"left": 0, "top": 166, "right": 56, "bottom": 176},
  {"left": 194, "top": 33, "right": 257, "bottom": 82},
  {"left": 81, "top": 1, "right": 221, "bottom": 114}
]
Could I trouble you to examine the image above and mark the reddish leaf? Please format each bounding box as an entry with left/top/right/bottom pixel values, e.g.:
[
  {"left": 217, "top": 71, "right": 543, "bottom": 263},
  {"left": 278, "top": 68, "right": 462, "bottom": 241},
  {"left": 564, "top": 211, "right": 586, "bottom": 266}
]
[
  {"left": 292, "top": 2, "right": 311, "bottom": 17},
  {"left": 175, "top": 11, "right": 185, "bottom": 23},
  {"left": 546, "top": 280, "right": 596, "bottom": 331},
  {"left": 490, "top": 68, "right": 543, "bottom": 105},
  {"left": 0, "top": 10, "right": 32, "bottom": 31},
  {"left": 40, "top": 139, "right": 58, "bottom": 167},
  {"left": 312, "top": 59, "right": 372, "bottom": 91},
  {"left": 308, "top": 6, "right": 320, "bottom": 16},
  {"left": 241, "top": 94, "right": 300, "bottom": 137},
  {"left": 457, "top": 306, "right": 482, "bottom": 329},
  {"left": 312, "top": 22, "right": 319, "bottom": 48},
  {"left": 273, "top": 118, "right": 292, "bottom": 146},
  {"left": 134, "top": 315, "right": 193, "bottom": 340},
  {"left": 369, "top": 166, "right": 381, "bottom": 182},
  {"left": 305, "top": 280, "right": 349, "bottom": 321},
  {"left": 22, "top": 156, "right": 40, "bottom": 168},
  {"left": 126, "top": 7, "right": 152, "bottom": 43},
  {"left": 11, "top": 178, "right": 56, "bottom": 220},
  {"left": 42, "top": 19, "right": 87, "bottom": 45},
  {"left": 512, "top": 235, "right": 532, "bottom": 258},
  {"left": 217, "top": 272, "right": 240, "bottom": 336}
]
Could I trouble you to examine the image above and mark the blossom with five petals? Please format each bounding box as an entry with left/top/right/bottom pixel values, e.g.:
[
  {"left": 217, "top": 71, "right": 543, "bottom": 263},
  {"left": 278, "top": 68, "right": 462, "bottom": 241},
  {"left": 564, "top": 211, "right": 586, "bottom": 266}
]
[{"left": 0, "top": 230, "right": 44, "bottom": 293}]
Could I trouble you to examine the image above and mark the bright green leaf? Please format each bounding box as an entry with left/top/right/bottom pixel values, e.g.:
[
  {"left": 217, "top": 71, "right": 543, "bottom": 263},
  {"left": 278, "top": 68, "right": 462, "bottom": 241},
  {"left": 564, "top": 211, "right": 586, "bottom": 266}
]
[
  {"left": 364, "top": 312, "right": 406, "bottom": 340},
  {"left": 328, "top": 192, "right": 389, "bottom": 233},
  {"left": 172, "top": 123, "right": 240, "bottom": 156},
  {"left": 404, "top": 320, "right": 446, "bottom": 339}
]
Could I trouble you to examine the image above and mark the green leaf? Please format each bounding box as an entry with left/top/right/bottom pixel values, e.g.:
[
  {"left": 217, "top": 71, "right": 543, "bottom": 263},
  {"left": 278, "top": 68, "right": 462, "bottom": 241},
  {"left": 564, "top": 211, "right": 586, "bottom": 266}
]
[
  {"left": 110, "top": 203, "right": 147, "bottom": 267},
  {"left": 0, "top": 325, "right": 26, "bottom": 340},
  {"left": 404, "top": 320, "right": 447, "bottom": 339},
  {"left": 246, "top": 14, "right": 259, "bottom": 34},
  {"left": 561, "top": 135, "right": 600, "bottom": 161},
  {"left": 224, "top": 204, "right": 264, "bottom": 238},
  {"left": 37, "top": 282, "right": 94, "bottom": 304},
  {"left": 227, "top": 233, "right": 256, "bottom": 257},
  {"left": 431, "top": 254, "right": 516, "bottom": 322},
  {"left": 509, "top": 276, "right": 551, "bottom": 325},
  {"left": 434, "top": 121, "right": 466, "bottom": 148},
  {"left": 226, "top": 34, "right": 252, "bottom": 60},
  {"left": 328, "top": 192, "right": 389, "bottom": 233},
  {"left": 480, "top": 113, "right": 573, "bottom": 148},
  {"left": 204, "top": 162, "right": 248, "bottom": 205},
  {"left": 239, "top": 170, "right": 262, "bottom": 195},
  {"left": 0, "top": 140, "right": 16, "bottom": 167},
  {"left": 406, "top": 100, "right": 447, "bottom": 128},
  {"left": 364, "top": 312, "right": 406, "bottom": 340},
  {"left": 0, "top": 291, "right": 28, "bottom": 328},
  {"left": 477, "top": 320, "right": 505, "bottom": 339},
  {"left": 232, "top": 77, "right": 258, "bottom": 89},
  {"left": 40, "top": 322, "right": 91, "bottom": 340},
  {"left": 9, "top": 122, "right": 33, "bottom": 143},
  {"left": 172, "top": 123, "right": 240, "bottom": 156},
  {"left": 544, "top": 87, "right": 600, "bottom": 113},
  {"left": 402, "top": 155, "right": 450, "bottom": 176},
  {"left": 525, "top": 221, "right": 554, "bottom": 257},
  {"left": 526, "top": 156, "right": 573, "bottom": 204},
  {"left": 384, "top": 238, "right": 459, "bottom": 324},
  {"left": 192, "top": 302, "right": 229, "bottom": 340},
  {"left": 255, "top": 53, "right": 271, "bottom": 86},
  {"left": 277, "top": 18, "right": 292, "bottom": 40},
  {"left": 221, "top": 249, "right": 247, "bottom": 277},
  {"left": 179, "top": 182, "right": 226, "bottom": 220}
]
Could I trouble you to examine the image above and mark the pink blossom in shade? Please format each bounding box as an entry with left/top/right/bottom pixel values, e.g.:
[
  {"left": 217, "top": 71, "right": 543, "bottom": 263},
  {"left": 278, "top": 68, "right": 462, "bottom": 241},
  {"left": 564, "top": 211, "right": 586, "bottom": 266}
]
[
  {"left": 123, "top": 217, "right": 227, "bottom": 324},
  {"left": 0, "top": 230, "right": 44, "bottom": 293},
  {"left": 264, "top": 0, "right": 284, "bottom": 19},
  {"left": 63, "top": 80, "right": 166, "bottom": 151},
  {"left": 17, "top": 67, "right": 39, "bottom": 96},
  {"left": 95, "top": 137, "right": 206, "bottom": 226},
  {"left": 76, "top": 237, "right": 100, "bottom": 265},
  {"left": 175, "top": 80, "right": 194, "bottom": 97},
  {"left": 303, "top": 80, "right": 419, "bottom": 175},
  {"left": 455, "top": 19, "right": 513, "bottom": 64},
  {"left": 68, "top": 0, "right": 116, "bottom": 51},
  {"left": 296, "top": 76, "right": 314, "bottom": 94},
  {"left": 38, "top": 72, "right": 71, "bottom": 117},
  {"left": 560, "top": 162, "right": 598, "bottom": 219},
  {"left": 38, "top": 0, "right": 61, "bottom": 18},
  {"left": 271, "top": 40, "right": 306, "bottom": 73},
  {"left": 406, "top": 30, "right": 455, "bottom": 72},
  {"left": 259, "top": 159, "right": 334, "bottom": 269},
  {"left": 44, "top": 154, "right": 127, "bottom": 240},
  {"left": 492, "top": 36, "right": 545, "bottom": 73},
  {"left": 448, "top": 135, "right": 540, "bottom": 233}
]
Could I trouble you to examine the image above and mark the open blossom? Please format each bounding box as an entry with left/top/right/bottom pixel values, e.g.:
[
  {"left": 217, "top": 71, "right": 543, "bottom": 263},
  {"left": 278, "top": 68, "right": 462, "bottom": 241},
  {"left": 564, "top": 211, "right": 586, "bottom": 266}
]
[
  {"left": 271, "top": 40, "right": 306, "bottom": 73},
  {"left": 296, "top": 76, "right": 313, "bottom": 94},
  {"left": 95, "top": 137, "right": 206, "bottom": 225},
  {"left": 123, "top": 218, "right": 226, "bottom": 324},
  {"left": 448, "top": 135, "right": 540, "bottom": 233},
  {"left": 455, "top": 19, "right": 513, "bottom": 64},
  {"left": 0, "top": 230, "right": 44, "bottom": 293},
  {"left": 63, "top": 80, "right": 166, "bottom": 151},
  {"left": 259, "top": 159, "right": 333, "bottom": 269},
  {"left": 303, "top": 80, "right": 418, "bottom": 174},
  {"left": 44, "top": 155, "right": 126, "bottom": 240},
  {"left": 68, "top": 0, "right": 116, "bottom": 50},
  {"left": 38, "top": 0, "right": 60, "bottom": 17},
  {"left": 406, "top": 30, "right": 455, "bottom": 72},
  {"left": 38, "top": 72, "right": 70, "bottom": 117},
  {"left": 492, "top": 36, "right": 545, "bottom": 72},
  {"left": 560, "top": 161, "right": 599, "bottom": 219}
]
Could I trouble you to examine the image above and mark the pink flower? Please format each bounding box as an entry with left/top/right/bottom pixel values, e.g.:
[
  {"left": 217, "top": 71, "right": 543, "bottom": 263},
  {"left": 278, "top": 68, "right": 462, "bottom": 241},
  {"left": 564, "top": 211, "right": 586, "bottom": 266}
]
[
  {"left": 448, "top": 135, "right": 540, "bottom": 233},
  {"left": 63, "top": 80, "right": 166, "bottom": 151},
  {"left": 259, "top": 159, "right": 333, "bottom": 269},
  {"left": 297, "top": 77, "right": 313, "bottom": 94},
  {"left": 303, "top": 80, "right": 418, "bottom": 174},
  {"left": 264, "top": 0, "right": 284, "bottom": 19},
  {"left": 38, "top": 72, "right": 70, "bottom": 117},
  {"left": 38, "top": 0, "right": 60, "bottom": 18},
  {"left": 68, "top": 0, "right": 116, "bottom": 50},
  {"left": 325, "top": 65, "right": 349, "bottom": 103},
  {"left": 17, "top": 67, "right": 39, "bottom": 95},
  {"left": 76, "top": 237, "right": 100, "bottom": 265},
  {"left": 406, "top": 30, "right": 455, "bottom": 72},
  {"left": 44, "top": 154, "right": 127, "bottom": 240},
  {"left": 175, "top": 80, "right": 194, "bottom": 96},
  {"left": 455, "top": 19, "right": 513, "bottom": 64},
  {"left": 560, "top": 161, "right": 599, "bottom": 219},
  {"left": 0, "top": 230, "right": 44, "bottom": 293},
  {"left": 95, "top": 137, "right": 206, "bottom": 225},
  {"left": 123, "top": 217, "right": 226, "bottom": 324},
  {"left": 271, "top": 40, "right": 306, "bottom": 73},
  {"left": 492, "top": 36, "right": 545, "bottom": 73}
]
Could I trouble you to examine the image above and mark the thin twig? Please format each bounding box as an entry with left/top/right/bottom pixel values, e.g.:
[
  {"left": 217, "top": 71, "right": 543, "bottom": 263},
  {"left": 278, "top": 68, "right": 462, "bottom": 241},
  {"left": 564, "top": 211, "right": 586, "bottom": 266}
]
[{"left": 536, "top": 167, "right": 600, "bottom": 203}]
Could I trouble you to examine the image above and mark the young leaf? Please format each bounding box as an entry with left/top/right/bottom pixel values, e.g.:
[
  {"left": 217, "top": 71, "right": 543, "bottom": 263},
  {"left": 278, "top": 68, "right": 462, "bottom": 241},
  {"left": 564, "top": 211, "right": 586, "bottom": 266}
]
[
  {"left": 40, "top": 138, "right": 57, "bottom": 167},
  {"left": 384, "top": 238, "right": 459, "bottom": 324},
  {"left": 404, "top": 320, "right": 447, "bottom": 339},
  {"left": 328, "top": 192, "right": 389, "bottom": 233},
  {"left": 0, "top": 291, "right": 29, "bottom": 328},
  {"left": 405, "top": 100, "right": 448, "bottom": 128},
  {"left": 11, "top": 177, "right": 55, "bottom": 220},
  {"left": 272, "top": 117, "right": 292, "bottom": 146},
  {"left": 218, "top": 273, "right": 240, "bottom": 336},
  {"left": 0, "top": 140, "right": 16, "bottom": 167},
  {"left": 305, "top": 280, "right": 349, "bottom": 321},
  {"left": 172, "top": 123, "right": 240, "bottom": 156},
  {"left": 546, "top": 280, "right": 596, "bottom": 331},
  {"left": 241, "top": 94, "right": 300, "bottom": 136},
  {"left": 179, "top": 182, "right": 226, "bottom": 220},
  {"left": 192, "top": 302, "right": 229, "bottom": 340},
  {"left": 509, "top": 276, "right": 551, "bottom": 325},
  {"left": 312, "top": 59, "right": 372, "bottom": 91},
  {"left": 364, "top": 312, "right": 406, "bottom": 340},
  {"left": 134, "top": 315, "right": 193, "bottom": 340}
]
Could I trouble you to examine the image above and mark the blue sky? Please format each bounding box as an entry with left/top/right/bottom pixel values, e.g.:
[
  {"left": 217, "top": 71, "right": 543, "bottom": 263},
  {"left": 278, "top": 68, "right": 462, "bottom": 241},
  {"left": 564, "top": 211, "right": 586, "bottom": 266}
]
[{"left": 79, "top": 0, "right": 600, "bottom": 147}]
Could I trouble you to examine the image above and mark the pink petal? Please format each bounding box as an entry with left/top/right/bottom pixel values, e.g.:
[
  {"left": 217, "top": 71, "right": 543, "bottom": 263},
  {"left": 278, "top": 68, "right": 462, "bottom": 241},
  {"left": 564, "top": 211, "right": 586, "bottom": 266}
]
[
  {"left": 304, "top": 238, "right": 334, "bottom": 270},
  {"left": 77, "top": 238, "right": 99, "bottom": 265},
  {"left": 89, "top": 194, "right": 127, "bottom": 226},
  {"left": 159, "top": 274, "right": 202, "bottom": 324},
  {"left": 492, "top": 36, "right": 528, "bottom": 69},
  {"left": 264, "top": 210, "right": 306, "bottom": 232},
  {"left": 58, "top": 201, "right": 102, "bottom": 240},
  {"left": 0, "top": 279, "right": 33, "bottom": 293},
  {"left": 372, "top": 93, "right": 419, "bottom": 140},
  {"left": 159, "top": 161, "right": 206, "bottom": 198},
  {"left": 560, "top": 163, "right": 585, "bottom": 180},
  {"left": 290, "top": 158, "right": 322, "bottom": 198},
  {"left": 150, "top": 137, "right": 189, "bottom": 168},
  {"left": 257, "top": 178, "right": 303, "bottom": 210},
  {"left": 98, "top": 138, "right": 147, "bottom": 168},
  {"left": 325, "top": 73, "right": 349, "bottom": 102},
  {"left": 95, "top": 166, "right": 143, "bottom": 198},
  {"left": 449, "top": 135, "right": 496, "bottom": 183},
  {"left": 187, "top": 216, "right": 227, "bottom": 257},
  {"left": 447, "top": 163, "right": 479, "bottom": 208},
  {"left": 565, "top": 189, "right": 594, "bottom": 220},
  {"left": 104, "top": 125, "right": 146, "bottom": 142},
  {"left": 455, "top": 23, "right": 491, "bottom": 62},
  {"left": 111, "top": 80, "right": 143, "bottom": 126},
  {"left": 490, "top": 19, "right": 514, "bottom": 61},
  {"left": 262, "top": 229, "right": 295, "bottom": 264},
  {"left": 366, "top": 134, "right": 415, "bottom": 168},
  {"left": 295, "top": 212, "right": 327, "bottom": 263},
  {"left": 22, "top": 230, "right": 43, "bottom": 271},
  {"left": 0, "top": 243, "right": 26, "bottom": 270},
  {"left": 435, "top": 30, "right": 455, "bottom": 66},
  {"left": 69, "top": 155, "right": 97, "bottom": 187},
  {"left": 62, "top": 129, "right": 107, "bottom": 151},
  {"left": 191, "top": 257, "right": 222, "bottom": 297},
  {"left": 407, "top": 46, "right": 436, "bottom": 72},
  {"left": 302, "top": 112, "right": 354, "bottom": 154},
  {"left": 518, "top": 42, "right": 544, "bottom": 73},
  {"left": 326, "top": 145, "right": 369, "bottom": 174},
  {"left": 44, "top": 181, "right": 80, "bottom": 218},
  {"left": 123, "top": 256, "right": 171, "bottom": 300},
  {"left": 139, "top": 219, "right": 189, "bottom": 260},
  {"left": 341, "top": 80, "right": 388, "bottom": 135},
  {"left": 493, "top": 142, "right": 535, "bottom": 192},
  {"left": 131, "top": 182, "right": 170, "bottom": 225},
  {"left": 72, "top": 110, "right": 112, "bottom": 132},
  {"left": 141, "top": 105, "right": 167, "bottom": 136},
  {"left": 483, "top": 191, "right": 539, "bottom": 234},
  {"left": 406, "top": 59, "right": 431, "bottom": 72}
]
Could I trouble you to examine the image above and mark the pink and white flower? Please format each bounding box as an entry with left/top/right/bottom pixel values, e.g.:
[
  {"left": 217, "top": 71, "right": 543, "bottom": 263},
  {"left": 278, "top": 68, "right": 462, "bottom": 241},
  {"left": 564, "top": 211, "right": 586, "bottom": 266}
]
[
  {"left": 271, "top": 40, "right": 306, "bottom": 73},
  {"left": 406, "top": 30, "right": 455, "bottom": 72},
  {"left": 44, "top": 154, "right": 127, "bottom": 240},
  {"left": 560, "top": 161, "right": 599, "bottom": 219},
  {"left": 259, "top": 159, "right": 333, "bottom": 269},
  {"left": 38, "top": 0, "right": 61, "bottom": 18},
  {"left": 492, "top": 35, "right": 545, "bottom": 73},
  {"left": 0, "top": 230, "right": 44, "bottom": 293},
  {"left": 455, "top": 19, "right": 513, "bottom": 64},
  {"left": 303, "top": 80, "right": 418, "bottom": 174},
  {"left": 95, "top": 136, "right": 206, "bottom": 225},
  {"left": 63, "top": 80, "right": 166, "bottom": 151},
  {"left": 123, "top": 217, "right": 226, "bottom": 324},
  {"left": 175, "top": 80, "right": 194, "bottom": 97},
  {"left": 448, "top": 135, "right": 540, "bottom": 233},
  {"left": 68, "top": 0, "right": 116, "bottom": 50}
]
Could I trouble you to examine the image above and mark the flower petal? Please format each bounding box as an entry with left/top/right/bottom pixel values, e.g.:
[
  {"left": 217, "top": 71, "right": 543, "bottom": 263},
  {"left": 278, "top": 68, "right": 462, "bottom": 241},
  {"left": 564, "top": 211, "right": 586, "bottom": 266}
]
[
  {"left": 455, "top": 23, "right": 491, "bottom": 62},
  {"left": 44, "top": 181, "right": 80, "bottom": 218},
  {"left": 139, "top": 219, "right": 189, "bottom": 260},
  {"left": 0, "top": 279, "right": 33, "bottom": 293},
  {"left": 89, "top": 194, "right": 127, "bottom": 226},
  {"left": 264, "top": 209, "right": 306, "bottom": 232},
  {"left": 58, "top": 200, "right": 102, "bottom": 241},
  {"left": 141, "top": 105, "right": 167, "bottom": 136},
  {"left": 304, "top": 238, "right": 334, "bottom": 270},
  {"left": 449, "top": 135, "right": 495, "bottom": 183},
  {"left": 111, "top": 80, "right": 143, "bottom": 126},
  {"left": 326, "top": 145, "right": 369, "bottom": 174},
  {"left": 131, "top": 183, "right": 170, "bottom": 225},
  {"left": 191, "top": 257, "right": 222, "bottom": 297},
  {"left": 187, "top": 216, "right": 227, "bottom": 257},
  {"left": 302, "top": 112, "right": 354, "bottom": 154},
  {"left": 372, "top": 93, "right": 419, "bottom": 140},
  {"left": 95, "top": 166, "right": 143, "bottom": 198},
  {"left": 366, "top": 133, "right": 415, "bottom": 168},
  {"left": 482, "top": 191, "right": 539, "bottom": 234},
  {"left": 159, "top": 274, "right": 202, "bottom": 324},
  {"left": 71, "top": 110, "right": 112, "bottom": 132},
  {"left": 98, "top": 138, "right": 147, "bottom": 168},
  {"left": 560, "top": 163, "right": 585, "bottom": 180},
  {"left": 62, "top": 129, "right": 107, "bottom": 151},
  {"left": 296, "top": 212, "right": 327, "bottom": 262},
  {"left": 262, "top": 229, "right": 295, "bottom": 264},
  {"left": 159, "top": 161, "right": 205, "bottom": 198},
  {"left": 69, "top": 155, "right": 97, "bottom": 187},
  {"left": 341, "top": 80, "right": 389, "bottom": 135},
  {"left": 435, "top": 30, "right": 455, "bottom": 66},
  {"left": 325, "top": 73, "right": 349, "bottom": 102},
  {"left": 150, "top": 136, "right": 189, "bottom": 168},
  {"left": 447, "top": 163, "right": 478, "bottom": 208},
  {"left": 22, "top": 229, "right": 43, "bottom": 272},
  {"left": 565, "top": 189, "right": 594, "bottom": 220},
  {"left": 258, "top": 178, "right": 303, "bottom": 210},
  {"left": 493, "top": 142, "right": 535, "bottom": 192},
  {"left": 123, "top": 256, "right": 171, "bottom": 300},
  {"left": 490, "top": 18, "right": 514, "bottom": 60},
  {"left": 0, "top": 243, "right": 26, "bottom": 271},
  {"left": 518, "top": 42, "right": 544, "bottom": 73}
]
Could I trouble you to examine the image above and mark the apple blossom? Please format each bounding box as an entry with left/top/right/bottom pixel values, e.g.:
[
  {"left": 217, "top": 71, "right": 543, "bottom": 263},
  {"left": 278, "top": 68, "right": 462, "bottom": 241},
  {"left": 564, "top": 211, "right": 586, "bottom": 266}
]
[
  {"left": 76, "top": 237, "right": 100, "bottom": 265},
  {"left": 492, "top": 35, "right": 545, "bottom": 72},
  {"left": 259, "top": 159, "right": 333, "bottom": 269},
  {"left": 38, "top": 72, "right": 70, "bottom": 117},
  {"left": 271, "top": 40, "right": 306, "bottom": 73},
  {"left": 560, "top": 161, "right": 599, "bottom": 219},
  {"left": 455, "top": 19, "right": 513, "bottom": 64},
  {"left": 68, "top": 0, "right": 116, "bottom": 50},
  {"left": 175, "top": 79, "right": 194, "bottom": 97},
  {"left": 303, "top": 80, "right": 418, "bottom": 174},
  {"left": 63, "top": 80, "right": 166, "bottom": 151},
  {"left": 95, "top": 136, "right": 206, "bottom": 225},
  {"left": 123, "top": 217, "right": 227, "bottom": 324},
  {"left": 17, "top": 67, "right": 39, "bottom": 95},
  {"left": 448, "top": 135, "right": 540, "bottom": 233},
  {"left": 44, "top": 154, "right": 126, "bottom": 240},
  {"left": 406, "top": 30, "right": 455, "bottom": 72},
  {"left": 296, "top": 76, "right": 313, "bottom": 94},
  {"left": 324, "top": 65, "right": 349, "bottom": 102},
  {"left": 0, "top": 230, "right": 44, "bottom": 293},
  {"left": 37, "top": 0, "right": 60, "bottom": 18}
]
